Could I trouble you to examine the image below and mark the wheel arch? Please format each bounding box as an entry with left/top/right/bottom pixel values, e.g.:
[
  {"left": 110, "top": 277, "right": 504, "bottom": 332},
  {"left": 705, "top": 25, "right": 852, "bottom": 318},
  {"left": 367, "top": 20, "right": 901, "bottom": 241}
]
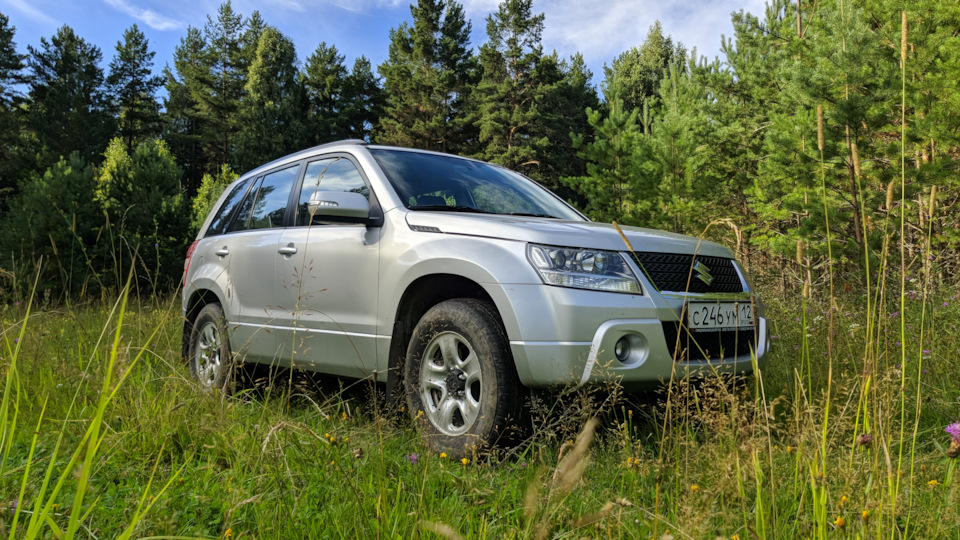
[
  {"left": 385, "top": 273, "right": 518, "bottom": 404},
  {"left": 181, "top": 288, "right": 224, "bottom": 363}
]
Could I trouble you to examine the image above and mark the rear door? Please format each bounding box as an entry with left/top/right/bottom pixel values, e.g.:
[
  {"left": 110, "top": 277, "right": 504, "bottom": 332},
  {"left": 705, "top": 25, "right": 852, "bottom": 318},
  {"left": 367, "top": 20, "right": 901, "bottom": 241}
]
[
  {"left": 274, "top": 154, "right": 381, "bottom": 378},
  {"left": 215, "top": 163, "right": 302, "bottom": 363}
]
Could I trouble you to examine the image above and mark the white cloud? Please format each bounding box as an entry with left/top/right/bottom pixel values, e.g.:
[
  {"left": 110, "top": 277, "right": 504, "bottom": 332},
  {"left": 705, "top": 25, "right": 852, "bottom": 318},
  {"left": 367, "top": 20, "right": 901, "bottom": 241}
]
[
  {"left": 507, "top": 0, "right": 767, "bottom": 73},
  {"left": 1, "top": 0, "right": 58, "bottom": 25},
  {"left": 103, "top": 0, "right": 184, "bottom": 31}
]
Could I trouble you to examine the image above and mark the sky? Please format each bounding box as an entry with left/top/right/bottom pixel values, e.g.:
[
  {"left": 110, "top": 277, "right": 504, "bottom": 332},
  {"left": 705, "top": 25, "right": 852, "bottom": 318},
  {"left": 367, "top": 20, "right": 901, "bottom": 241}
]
[{"left": 0, "top": 0, "right": 768, "bottom": 92}]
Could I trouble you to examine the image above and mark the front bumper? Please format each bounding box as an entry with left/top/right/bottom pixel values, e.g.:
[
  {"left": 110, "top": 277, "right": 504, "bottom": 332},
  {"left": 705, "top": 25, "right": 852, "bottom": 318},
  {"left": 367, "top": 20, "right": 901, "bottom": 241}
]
[{"left": 490, "top": 283, "right": 769, "bottom": 389}]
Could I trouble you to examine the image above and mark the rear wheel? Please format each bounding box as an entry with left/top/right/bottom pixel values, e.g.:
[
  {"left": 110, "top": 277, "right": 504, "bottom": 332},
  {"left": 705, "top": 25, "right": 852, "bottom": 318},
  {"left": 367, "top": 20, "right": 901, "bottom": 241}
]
[
  {"left": 404, "top": 298, "right": 524, "bottom": 458},
  {"left": 188, "top": 303, "right": 236, "bottom": 393}
]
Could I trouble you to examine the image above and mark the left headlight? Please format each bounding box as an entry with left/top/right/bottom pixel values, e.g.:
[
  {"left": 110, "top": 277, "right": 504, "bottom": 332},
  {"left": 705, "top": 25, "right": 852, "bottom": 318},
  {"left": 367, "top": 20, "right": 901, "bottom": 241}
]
[{"left": 526, "top": 244, "right": 642, "bottom": 294}]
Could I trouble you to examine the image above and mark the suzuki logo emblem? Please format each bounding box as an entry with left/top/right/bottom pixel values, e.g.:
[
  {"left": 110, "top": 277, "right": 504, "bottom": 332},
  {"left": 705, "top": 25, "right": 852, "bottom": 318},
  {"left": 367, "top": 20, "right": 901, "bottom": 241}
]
[{"left": 693, "top": 261, "right": 714, "bottom": 286}]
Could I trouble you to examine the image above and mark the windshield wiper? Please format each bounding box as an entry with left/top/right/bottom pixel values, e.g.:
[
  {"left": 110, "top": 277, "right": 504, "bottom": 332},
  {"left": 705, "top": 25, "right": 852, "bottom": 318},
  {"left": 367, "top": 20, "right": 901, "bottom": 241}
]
[
  {"left": 409, "top": 205, "right": 491, "bottom": 214},
  {"left": 507, "top": 212, "right": 559, "bottom": 219}
]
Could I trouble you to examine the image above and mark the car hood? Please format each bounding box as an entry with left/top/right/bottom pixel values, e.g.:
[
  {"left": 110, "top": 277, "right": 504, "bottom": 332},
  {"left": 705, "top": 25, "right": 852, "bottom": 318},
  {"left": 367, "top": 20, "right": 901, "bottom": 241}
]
[{"left": 404, "top": 212, "right": 734, "bottom": 258}]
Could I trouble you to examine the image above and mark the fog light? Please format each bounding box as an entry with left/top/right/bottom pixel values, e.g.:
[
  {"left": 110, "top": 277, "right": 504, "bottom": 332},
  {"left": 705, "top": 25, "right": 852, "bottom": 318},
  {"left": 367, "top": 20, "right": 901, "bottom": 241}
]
[{"left": 615, "top": 337, "right": 630, "bottom": 363}]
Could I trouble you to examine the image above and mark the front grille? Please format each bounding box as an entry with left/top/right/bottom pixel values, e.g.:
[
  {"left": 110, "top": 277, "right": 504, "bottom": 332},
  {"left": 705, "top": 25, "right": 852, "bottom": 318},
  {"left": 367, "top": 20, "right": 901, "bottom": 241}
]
[
  {"left": 661, "top": 322, "right": 757, "bottom": 362},
  {"left": 630, "top": 252, "right": 743, "bottom": 294}
]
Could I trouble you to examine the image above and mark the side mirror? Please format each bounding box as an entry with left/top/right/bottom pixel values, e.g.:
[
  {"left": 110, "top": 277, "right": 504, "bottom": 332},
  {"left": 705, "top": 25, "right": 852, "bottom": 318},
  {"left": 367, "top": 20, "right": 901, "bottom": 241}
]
[{"left": 307, "top": 191, "right": 371, "bottom": 220}]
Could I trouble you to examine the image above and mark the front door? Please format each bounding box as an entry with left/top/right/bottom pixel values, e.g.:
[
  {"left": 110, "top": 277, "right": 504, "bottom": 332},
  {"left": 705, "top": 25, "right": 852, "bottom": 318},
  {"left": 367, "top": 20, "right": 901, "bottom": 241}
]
[{"left": 275, "top": 155, "right": 381, "bottom": 378}]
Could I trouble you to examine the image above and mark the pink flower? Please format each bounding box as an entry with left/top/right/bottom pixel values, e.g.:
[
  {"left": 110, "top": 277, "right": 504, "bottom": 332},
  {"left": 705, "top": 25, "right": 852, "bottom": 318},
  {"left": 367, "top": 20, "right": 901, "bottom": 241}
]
[{"left": 947, "top": 423, "right": 960, "bottom": 442}]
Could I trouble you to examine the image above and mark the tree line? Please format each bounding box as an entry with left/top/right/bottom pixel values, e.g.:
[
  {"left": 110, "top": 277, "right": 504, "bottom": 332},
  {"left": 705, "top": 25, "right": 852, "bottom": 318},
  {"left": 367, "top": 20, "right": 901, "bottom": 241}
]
[{"left": 0, "top": 0, "right": 957, "bottom": 299}]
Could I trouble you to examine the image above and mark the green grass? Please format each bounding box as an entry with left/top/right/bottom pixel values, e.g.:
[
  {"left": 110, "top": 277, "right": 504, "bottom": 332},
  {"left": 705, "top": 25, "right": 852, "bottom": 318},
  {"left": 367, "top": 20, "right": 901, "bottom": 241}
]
[{"left": 0, "top": 284, "right": 958, "bottom": 538}]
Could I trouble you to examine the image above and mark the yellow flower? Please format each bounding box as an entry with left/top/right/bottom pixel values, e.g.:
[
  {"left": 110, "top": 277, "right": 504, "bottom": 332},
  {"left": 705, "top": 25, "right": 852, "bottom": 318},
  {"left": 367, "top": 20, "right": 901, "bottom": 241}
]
[
  {"left": 461, "top": 458, "right": 469, "bottom": 465},
  {"left": 440, "top": 452, "right": 447, "bottom": 459},
  {"left": 732, "top": 535, "right": 740, "bottom": 540},
  {"left": 839, "top": 495, "right": 849, "bottom": 507},
  {"left": 324, "top": 432, "right": 330, "bottom": 440},
  {"left": 861, "top": 509, "right": 870, "bottom": 520},
  {"left": 224, "top": 529, "right": 233, "bottom": 539},
  {"left": 417, "top": 410, "right": 424, "bottom": 418},
  {"left": 344, "top": 437, "right": 350, "bottom": 443},
  {"left": 227, "top": 487, "right": 232, "bottom": 493},
  {"left": 690, "top": 485, "right": 699, "bottom": 492},
  {"left": 928, "top": 479, "right": 940, "bottom": 487},
  {"left": 330, "top": 460, "right": 336, "bottom": 466},
  {"left": 628, "top": 409, "right": 633, "bottom": 416},
  {"left": 179, "top": 477, "right": 184, "bottom": 483},
  {"left": 834, "top": 516, "right": 846, "bottom": 528},
  {"left": 626, "top": 457, "right": 634, "bottom": 466},
  {"left": 786, "top": 446, "right": 793, "bottom": 453},
  {"left": 342, "top": 412, "right": 348, "bottom": 420}
]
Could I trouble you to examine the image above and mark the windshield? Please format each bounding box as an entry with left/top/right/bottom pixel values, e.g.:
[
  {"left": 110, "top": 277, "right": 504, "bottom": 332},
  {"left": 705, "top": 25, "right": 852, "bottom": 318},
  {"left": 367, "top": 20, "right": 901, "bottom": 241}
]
[{"left": 369, "top": 148, "right": 586, "bottom": 221}]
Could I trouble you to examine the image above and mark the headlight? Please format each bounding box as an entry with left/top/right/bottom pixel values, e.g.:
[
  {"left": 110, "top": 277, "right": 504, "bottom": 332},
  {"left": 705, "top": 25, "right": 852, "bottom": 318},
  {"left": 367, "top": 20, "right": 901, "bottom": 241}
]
[{"left": 526, "top": 244, "right": 642, "bottom": 294}]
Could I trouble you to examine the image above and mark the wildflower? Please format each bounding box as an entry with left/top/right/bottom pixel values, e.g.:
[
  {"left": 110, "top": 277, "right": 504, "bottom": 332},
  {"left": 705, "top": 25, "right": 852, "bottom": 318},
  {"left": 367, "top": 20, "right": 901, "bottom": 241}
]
[
  {"left": 520, "top": 461, "right": 526, "bottom": 468},
  {"left": 324, "top": 432, "right": 330, "bottom": 440},
  {"left": 856, "top": 433, "right": 873, "bottom": 448},
  {"left": 944, "top": 302, "right": 949, "bottom": 307},
  {"left": 416, "top": 410, "right": 424, "bottom": 419},
  {"left": 947, "top": 422, "right": 960, "bottom": 458},
  {"left": 833, "top": 516, "right": 846, "bottom": 528},
  {"left": 439, "top": 452, "right": 447, "bottom": 459},
  {"left": 689, "top": 485, "right": 699, "bottom": 492},
  {"left": 461, "top": 458, "right": 469, "bottom": 466},
  {"left": 839, "top": 495, "right": 849, "bottom": 506},
  {"left": 628, "top": 409, "right": 633, "bottom": 416},
  {"left": 179, "top": 477, "right": 184, "bottom": 483},
  {"left": 344, "top": 437, "right": 349, "bottom": 443},
  {"left": 731, "top": 535, "right": 740, "bottom": 540},
  {"left": 946, "top": 422, "right": 960, "bottom": 442},
  {"left": 353, "top": 447, "right": 364, "bottom": 459},
  {"left": 224, "top": 529, "right": 233, "bottom": 539},
  {"left": 9, "top": 500, "right": 17, "bottom": 511},
  {"left": 786, "top": 445, "right": 793, "bottom": 453},
  {"left": 405, "top": 453, "right": 419, "bottom": 465},
  {"left": 342, "top": 412, "right": 348, "bottom": 420},
  {"left": 922, "top": 349, "right": 931, "bottom": 355},
  {"left": 627, "top": 457, "right": 635, "bottom": 467},
  {"left": 227, "top": 487, "right": 232, "bottom": 493},
  {"left": 928, "top": 479, "right": 940, "bottom": 487},
  {"left": 861, "top": 509, "right": 869, "bottom": 521},
  {"left": 154, "top": 243, "right": 159, "bottom": 248}
]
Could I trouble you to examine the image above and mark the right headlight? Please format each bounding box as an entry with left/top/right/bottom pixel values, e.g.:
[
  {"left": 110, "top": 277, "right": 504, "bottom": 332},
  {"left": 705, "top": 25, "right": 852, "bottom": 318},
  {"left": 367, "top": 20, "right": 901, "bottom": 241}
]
[{"left": 526, "top": 244, "right": 642, "bottom": 294}]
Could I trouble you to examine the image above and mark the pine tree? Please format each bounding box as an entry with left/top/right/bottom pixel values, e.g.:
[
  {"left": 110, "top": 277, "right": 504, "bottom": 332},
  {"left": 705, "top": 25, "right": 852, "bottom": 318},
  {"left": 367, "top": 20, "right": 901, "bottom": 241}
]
[
  {"left": 198, "top": 1, "right": 249, "bottom": 168},
  {"left": 163, "top": 26, "right": 207, "bottom": 193},
  {"left": 474, "top": 0, "right": 549, "bottom": 176},
  {"left": 27, "top": 25, "right": 114, "bottom": 169},
  {"left": 236, "top": 26, "right": 304, "bottom": 172},
  {"left": 303, "top": 41, "right": 348, "bottom": 144},
  {"left": 603, "top": 21, "right": 685, "bottom": 113},
  {"left": 534, "top": 52, "right": 599, "bottom": 190},
  {"left": 107, "top": 24, "right": 163, "bottom": 150},
  {"left": 0, "top": 12, "right": 24, "bottom": 106},
  {"left": 0, "top": 12, "right": 27, "bottom": 203},
  {"left": 96, "top": 138, "right": 188, "bottom": 289},
  {"left": 342, "top": 56, "right": 385, "bottom": 141},
  {"left": 563, "top": 99, "right": 653, "bottom": 225},
  {"left": 377, "top": 0, "right": 477, "bottom": 152}
]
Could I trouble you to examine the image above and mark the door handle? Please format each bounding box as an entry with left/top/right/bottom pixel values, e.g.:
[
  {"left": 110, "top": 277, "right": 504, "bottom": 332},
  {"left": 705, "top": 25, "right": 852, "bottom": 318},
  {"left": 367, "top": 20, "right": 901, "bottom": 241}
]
[
  {"left": 278, "top": 244, "right": 298, "bottom": 256},
  {"left": 215, "top": 247, "right": 229, "bottom": 257}
]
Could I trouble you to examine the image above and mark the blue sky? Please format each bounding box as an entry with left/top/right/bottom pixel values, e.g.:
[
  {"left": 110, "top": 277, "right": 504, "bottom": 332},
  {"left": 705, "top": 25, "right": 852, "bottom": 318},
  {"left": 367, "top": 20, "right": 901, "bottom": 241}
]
[{"left": 0, "top": 0, "right": 767, "bottom": 91}]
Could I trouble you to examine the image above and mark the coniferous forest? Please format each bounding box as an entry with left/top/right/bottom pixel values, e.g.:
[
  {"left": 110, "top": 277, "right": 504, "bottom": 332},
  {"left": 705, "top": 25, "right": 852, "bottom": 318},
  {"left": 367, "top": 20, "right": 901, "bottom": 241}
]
[{"left": 0, "top": 0, "right": 957, "bottom": 298}]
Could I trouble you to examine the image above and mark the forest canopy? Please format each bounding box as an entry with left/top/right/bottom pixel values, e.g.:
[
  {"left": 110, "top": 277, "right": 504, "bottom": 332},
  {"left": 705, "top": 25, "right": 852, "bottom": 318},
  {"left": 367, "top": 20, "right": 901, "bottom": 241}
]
[{"left": 0, "top": 0, "right": 956, "bottom": 298}]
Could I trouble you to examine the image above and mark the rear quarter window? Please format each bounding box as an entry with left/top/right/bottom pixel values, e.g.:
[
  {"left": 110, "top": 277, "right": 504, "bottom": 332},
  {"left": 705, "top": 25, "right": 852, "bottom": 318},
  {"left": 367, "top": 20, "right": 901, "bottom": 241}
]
[{"left": 206, "top": 178, "right": 253, "bottom": 236}]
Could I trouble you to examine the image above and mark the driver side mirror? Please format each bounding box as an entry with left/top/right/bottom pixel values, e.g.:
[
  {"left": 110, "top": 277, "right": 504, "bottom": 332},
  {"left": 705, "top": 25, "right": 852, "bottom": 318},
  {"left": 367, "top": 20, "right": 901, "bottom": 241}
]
[{"left": 307, "top": 191, "right": 371, "bottom": 220}]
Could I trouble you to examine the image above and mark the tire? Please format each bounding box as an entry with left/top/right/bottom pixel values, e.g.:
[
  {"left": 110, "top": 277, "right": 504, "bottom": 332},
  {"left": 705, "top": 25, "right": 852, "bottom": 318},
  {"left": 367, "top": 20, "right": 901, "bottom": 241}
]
[
  {"left": 188, "top": 303, "right": 236, "bottom": 393},
  {"left": 403, "top": 298, "right": 524, "bottom": 458}
]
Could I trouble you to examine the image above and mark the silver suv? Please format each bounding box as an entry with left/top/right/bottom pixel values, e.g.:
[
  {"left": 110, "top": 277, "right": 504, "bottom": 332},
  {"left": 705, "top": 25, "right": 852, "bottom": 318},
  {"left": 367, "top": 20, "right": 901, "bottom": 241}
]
[{"left": 182, "top": 140, "right": 768, "bottom": 456}]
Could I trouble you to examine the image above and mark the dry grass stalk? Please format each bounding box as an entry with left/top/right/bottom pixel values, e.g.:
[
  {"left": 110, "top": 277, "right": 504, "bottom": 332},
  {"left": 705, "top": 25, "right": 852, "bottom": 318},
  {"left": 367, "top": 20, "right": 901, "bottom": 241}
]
[
  {"left": 817, "top": 105, "right": 824, "bottom": 152},
  {"left": 901, "top": 11, "right": 908, "bottom": 64},
  {"left": 420, "top": 520, "right": 465, "bottom": 540}
]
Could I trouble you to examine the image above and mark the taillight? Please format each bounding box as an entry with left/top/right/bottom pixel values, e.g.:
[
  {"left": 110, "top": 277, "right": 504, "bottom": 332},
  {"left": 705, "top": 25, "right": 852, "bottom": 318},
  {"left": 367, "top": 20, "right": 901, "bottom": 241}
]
[{"left": 183, "top": 240, "right": 199, "bottom": 285}]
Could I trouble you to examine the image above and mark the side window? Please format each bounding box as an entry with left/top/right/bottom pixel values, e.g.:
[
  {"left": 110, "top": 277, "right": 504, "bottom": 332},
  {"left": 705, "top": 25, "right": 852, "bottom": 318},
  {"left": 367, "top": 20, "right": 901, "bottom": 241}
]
[
  {"left": 229, "top": 165, "right": 300, "bottom": 232},
  {"left": 206, "top": 178, "right": 252, "bottom": 236},
  {"left": 295, "top": 157, "right": 369, "bottom": 226}
]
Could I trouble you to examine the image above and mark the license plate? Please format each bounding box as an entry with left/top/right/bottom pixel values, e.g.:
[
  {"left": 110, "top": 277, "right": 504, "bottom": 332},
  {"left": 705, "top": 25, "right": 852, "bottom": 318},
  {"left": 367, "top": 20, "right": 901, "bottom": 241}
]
[{"left": 687, "top": 302, "right": 754, "bottom": 330}]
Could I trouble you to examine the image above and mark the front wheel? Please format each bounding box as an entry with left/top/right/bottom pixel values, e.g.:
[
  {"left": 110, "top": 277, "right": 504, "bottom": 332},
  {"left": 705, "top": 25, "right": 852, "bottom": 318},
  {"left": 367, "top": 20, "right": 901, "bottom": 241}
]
[
  {"left": 188, "top": 303, "right": 236, "bottom": 393},
  {"left": 404, "top": 299, "right": 524, "bottom": 458}
]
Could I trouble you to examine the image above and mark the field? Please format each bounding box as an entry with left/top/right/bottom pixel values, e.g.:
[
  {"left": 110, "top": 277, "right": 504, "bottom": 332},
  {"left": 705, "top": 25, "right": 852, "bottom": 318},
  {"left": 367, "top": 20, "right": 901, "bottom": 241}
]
[{"left": 1, "top": 273, "right": 958, "bottom": 539}]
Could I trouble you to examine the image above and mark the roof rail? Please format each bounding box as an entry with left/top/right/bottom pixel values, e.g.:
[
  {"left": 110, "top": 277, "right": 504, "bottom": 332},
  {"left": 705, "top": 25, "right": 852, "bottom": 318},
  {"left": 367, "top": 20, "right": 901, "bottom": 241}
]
[{"left": 240, "top": 139, "right": 370, "bottom": 177}]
